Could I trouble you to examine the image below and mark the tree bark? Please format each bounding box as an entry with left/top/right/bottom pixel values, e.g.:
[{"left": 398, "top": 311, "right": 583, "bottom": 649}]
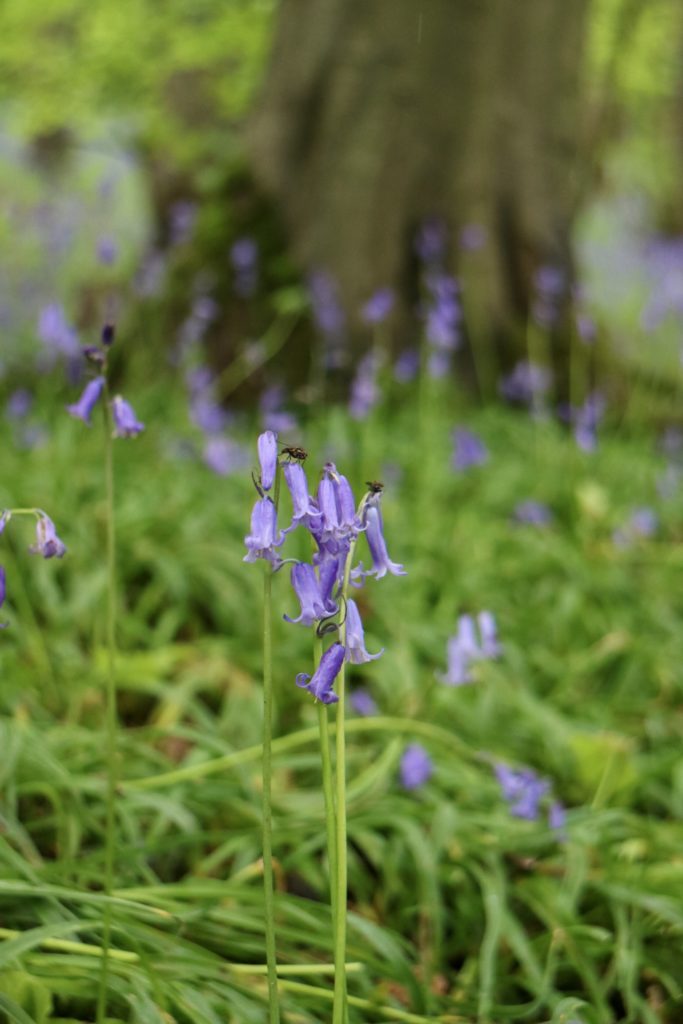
[{"left": 248, "top": 0, "right": 589, "bottom": 390}]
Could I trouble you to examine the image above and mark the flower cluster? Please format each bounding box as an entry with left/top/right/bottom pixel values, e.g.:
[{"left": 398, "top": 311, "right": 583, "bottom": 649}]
[
  {"left": 66, "top": 325, "right": 144, "bottom": 438},
  {"left": 494, "top": 762, "right": 566, "bottom": 833},
  {"left": 244, "top": 433, "right": 405, "bottom": 705},
  {"left": 415, "top": 220, "right": 462, "bottom": 378},
  {"left": 440, "top": 611, "right": 501, "bottom": 686}
]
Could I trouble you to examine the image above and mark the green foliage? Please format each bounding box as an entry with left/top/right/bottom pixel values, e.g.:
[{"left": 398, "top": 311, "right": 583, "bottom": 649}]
[
  {"left": 0, "top": 360, "right": 682, "bottom": 1020},
  {"left": 0, "top": 0, "right": 274, "bottom": 168}
]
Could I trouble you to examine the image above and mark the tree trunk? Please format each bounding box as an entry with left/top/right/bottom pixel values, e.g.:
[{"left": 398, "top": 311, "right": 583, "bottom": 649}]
[{"left": 248, "top": 0, "right": 589, "bottom": 393}]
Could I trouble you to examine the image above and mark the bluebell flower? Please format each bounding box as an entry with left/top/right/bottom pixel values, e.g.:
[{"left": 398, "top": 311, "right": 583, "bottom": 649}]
[
  {"left": 513, "top": 500, "right": 553, "bottom": 527},
  {"left": 97, "top": 236, "right": 118, "bottom": 266},
  {"left": 499, "top": 361, "right": 552, "bottom": 407},
  {"left": 350, "top": 688, "right": 378, "bottom": 716},
  {"left": 572, "top": 392, "right": 605, "bottom": 453},
  {"left": 296, "top": 642, "right": 346, "bottom": 704},
  {"left": 6, "top": 389, "right": 32, "bottom": 420},
  {"left": 30, "top": 514, "right": 66, "bottom": 559},
  {"left": 38, "top": 303, "right": 80, "bottom": 358},
  {"left": 244, "top": 498, "right": 285, "bottom": 565},
  {"left": 67, "top": 376, "right": 105, "bottom": 425},
  {"left": 415, "top": 218, "right": 448, "bottom": 265},
  {"left": 424, "top": 272, "right": 461, "bottom": 352},
  {"left": 345, "top": 599, "right": 383, "bottom": 663},
  {"left": 203, "top": 437, "right": 249, "bottom": 477},
  {"left": 393, "top": 348, "right": 420, "bottom": 383},
  {"left": 494, "top": 763, "right": 549, "bottom": 820},
  {"left": 452, "top": 428, "right": 488, "bottom": 471},
  {"left": 257, "top": 430, "right": 278, "bottom": 491},
  {"left": 314, "top": 464, "right": 363, "bottom": 550},
  {"left": 355, "top": 494, "right": 406, "bottom": 581},
  {"left": 459, "top": 224, "right": 487, "bottom": 251},
  {"left": 284, "top": 562, "right": 338, "bottom": 626},
  {"left": 230, "top": 237, "right": 259, "bottom": 298},
  {"left": 283, "top": 461, "right": 321, "bottom": 528},
  {"left": 360, "top": 288, "right": 394, "bottom": 325},
  {"left": 548, "top": 801, "right": 567, "bottom": 832},
  {"left": 308, "top": 270, "right": 346, "bottom": 368},
  {"left": 349, "top": 353, "right": 380, "bottom": 421},
  {"left": 613, "top": 506, "right": 659, "bottom": 547},
  {"left": 111, "top": 396, "right": 144, "bottom": 438},
  {"left": 400, "top": 744, "right": 433, "bottom": 789},
  {"left": 169, "top": 200, "right": 197, "bottom": 246},
  {"left": 440, "top": 612, "right": 501, "bottom": 685}
]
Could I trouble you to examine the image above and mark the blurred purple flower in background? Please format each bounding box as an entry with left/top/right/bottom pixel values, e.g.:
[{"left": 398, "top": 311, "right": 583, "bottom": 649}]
[
  {"left": 495, "top": 763, "right": 549, "bottom": 820},
  {"left": 96, "top": 236, "right": 118, "bottom": 266},
  {"left": 309, "top": 270, "right": 346, "bottom": 368},
  {"left": 500, "top": 361, "right": 552, "bottom": 407},
  {"left": 111, "top": 395, "right": 144, "bottom": 438},
  {"left": 400, "top": 744, "right": 433, "bottom": 790},
  {"left": 393, "top": 348, "right": 420, "bottom": 383},
  {"left": 513, "top": 500, "right": 553, "bottom": 527},
  {"left": 169, "top": 200, "right": 197, "bottom": 247},
  {"left": 231, "top": 237, "right": 259, "bottom": 298},
  {"left": 452, "top": 427, "right": 488, "bottom": 471},
  {"left": 571, "top": 392, "right": 606, "bottom": 453},
  {"left": 202, "top": 437, "right": 248, "bottom": 477},
  {"left": 350, "top": 689, "right": 378, "bottom": 716},
  {"left": 613, "top": 506, "right": 659, "bottom": 547},
  {"left": 459, "top": 223, "right": 487, "bottom": 252},
  {"left": 532, "top": 265, "right": 567, "bottom": 328},
  {"left": 38, "top": 303, "right": 80, "bottom": 358},
  {"left": 5, "top": 389, "right": 33, "bottom": 421},
  {"left": 415, "top": 218, "right": 448, "bottom": 265},
  {"left": 361, "top": 287, "right": 395, "bottom": 325},
  {"left": 440, "top": 611, "right": 501, "bottom": 685},
  {"left": 30, "top": 514, "right": 66, "bottom": 559},
  {"left": 349, "top": 352, "right": 380, "bottom": 420}
]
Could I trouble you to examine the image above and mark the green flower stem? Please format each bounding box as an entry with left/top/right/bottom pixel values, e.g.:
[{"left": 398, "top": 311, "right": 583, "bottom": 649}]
[
  {"left": 279, "top": 979, "right": 441, "bottom": 1024},
  {"left": 315, "top": 633, "right": 337, "bottom": 921},
  {"left": 332, "top": 527, "right": 363, "bottom": 1024},
  {"left": 262, "top": 563, "right": 281, "bottom": 1024},
  {"left": 96, "top": 382, "right": 118, "bottom": 1024}
]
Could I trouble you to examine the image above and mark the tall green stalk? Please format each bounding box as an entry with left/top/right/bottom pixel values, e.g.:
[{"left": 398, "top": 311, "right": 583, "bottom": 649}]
[
  {"left": 262, "top": 563, "right": 281, "bottom": 1024},
  {"left": 315, "top": 633, "right": 337, "bottom": 920},
  {"left": 96, "top": 384, "right": 118, "bottom": 1024},
  {"left": 332, "top": 530, "right": 362, "bottom": 1024}
]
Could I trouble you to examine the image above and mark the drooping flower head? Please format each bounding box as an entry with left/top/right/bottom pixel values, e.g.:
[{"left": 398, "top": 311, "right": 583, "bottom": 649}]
[
  {"left": 350, "top": 688, "right": 378, "bottom": 716},
  {"left": 345, "top": 598, "right": 383, "bottom": 663},
  {"left": 354, "top": 492, "right": 406, "bottom": 580},
  {"left": 439, "top": 611, "right": 501, "bottom": 685},
  {"left": 284, "top": 562, "right": 338, "bottom": 626},
  {"left": 67, "top": 375, "right": 106, "bottom": 425},
  {"left": 30, "top": 514, "right": 66, "bottom": 559},
  {"left": 296, "top": 642, "right": 346, "bottom": 704},
  {"left": 360, "top": 288, "right": 395, "bottom": 325},
  {"left": 111, "top": 395, "right": 145, "bottom": 438},
  {"left": 243, "top": 497, "right": 285, "bottom": 566},
  {"left": 400, "top": 744, "right": 433, "bottom": 789},
  {"left": 282, "top": 461, "right": 321, "bottom": 530}
]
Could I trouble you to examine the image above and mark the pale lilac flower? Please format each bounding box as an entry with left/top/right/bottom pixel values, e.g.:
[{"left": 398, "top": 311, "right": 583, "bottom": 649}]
[
  {"left": 97, "top": 236, "right": 118, "bottom": 266},
  {"left": 576, "top": 313, "right": 597, "bottom": 345},
  {"left": 67, "top": 376, "right": 105, "bottom": 425},
  {"left": 500, "top": 361, "right": 552, "bottom": 406},
  {"left": 296, "top": 642, "right": 345, "bottom": 705},
  {"left": 549, "top": 801, "right": 567, "bottom": 832},
  {"left": 513, "top": 500, "right": 553, "bottom": 527},
  {"left": 459, "top": 224, "right": 487, "bottom": 251},
  {"left": 111, "top": 395, "right": 144, "bottom": 438},
  {"left": 6, "top": 389, "right": 32, "bottom": 420},
  {"left": 572, "top": 392, "right": 605, "bottom": 453},
  {"left": 423, "top": 273, "right": 461, "bottom": 352},
  {"left": 308, "top": 270, "right": 346, "bottom": 367},
  {"left": 440, "top": 612, "right": 501, "bottom": 685},
  {"left": 230, "top": 237, "right": 259, "bottom": 298},
  {"left": 257, "top": 430, "right": 278, "bottom": 491},
  {"left": 284, "top": 563, "right": 337, "bottom": 626},
  {"left": 452, "top": 428, "right": 488, "bottom": 471},
  {"left": 350, "top": 689, "right": 378, "bottom": 716},
  {"left": 415, "top": 218, "right": 448, "bottom": 265},
  {"left": 38, "top": 303, "right": 80, "bottom": 357},
  {"left": 613, "top": 507, "right": 659, "bottom": 547},
  {"left": 400, "top": 744, "right": 433, "bottom": 789},
  {"left": 361, "top": 288, "right": 394, "bottom": 325},
  {"left": 314, "top": 464, "right": 363, "bottom": 550},
  {"left": 349, "top": 353, "right": 380, "bottom": 420},
  {"left": 345, "top": 598, "right": 383, "bottom": 663},
  {"left": 495, "top": 764, "right": 549, "bottom": 821},
  {"left": 202, "top": 437, "right": 248, "bottom": 476},
  {"left": 30, "top": 514, "right": 66, "bottom": 559},
  {"left": 169, "top": 200, "right": 197, "bottom": 246},
  {"left": 243, "top": 498, "right": 285, "bottom": 565},
  {"left": 394, "top": 349, "right": 419, "bottom": 383}
]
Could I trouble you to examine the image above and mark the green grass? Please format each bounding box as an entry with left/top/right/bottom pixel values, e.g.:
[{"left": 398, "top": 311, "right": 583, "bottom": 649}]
[{"left": 0, "top": 366, "right": 682, "bottom": 1023}]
